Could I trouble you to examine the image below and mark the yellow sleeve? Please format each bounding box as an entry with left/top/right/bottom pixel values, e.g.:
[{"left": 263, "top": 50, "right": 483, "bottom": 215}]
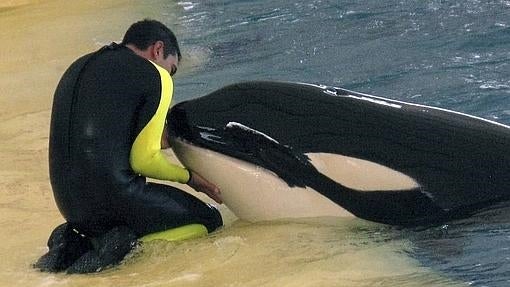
[{"left": 129, "top": 61, "right": 191, "bottom": 184}]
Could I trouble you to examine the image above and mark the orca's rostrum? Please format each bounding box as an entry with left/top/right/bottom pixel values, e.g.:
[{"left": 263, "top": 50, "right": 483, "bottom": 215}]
[{"left": 167, "top": 81, "right": 510, "bottom": 226}]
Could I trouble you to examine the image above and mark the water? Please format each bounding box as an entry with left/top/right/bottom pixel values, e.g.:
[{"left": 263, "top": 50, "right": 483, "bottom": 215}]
[
  {"left": 404, "top": 202, "right": 510, "bottom": 286},
  {"left": 1, "top": 0, "right": 509, "bottom": 286},
  {"left": 173, "top": 0, "right": 510, "bottom": 123},
  {"left": 172, "top": 0, "right": 510, "bottom": 286}
]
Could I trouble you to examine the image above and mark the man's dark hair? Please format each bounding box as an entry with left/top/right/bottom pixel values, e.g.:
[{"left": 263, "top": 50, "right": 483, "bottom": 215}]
[{"left": 121, "top": 19, "right": 181, "bottom": 60}]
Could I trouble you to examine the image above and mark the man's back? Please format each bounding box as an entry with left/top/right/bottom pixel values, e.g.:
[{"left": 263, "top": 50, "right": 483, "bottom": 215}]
[{"left": 49, "top": 44, "right": 160, "bottom": 224}]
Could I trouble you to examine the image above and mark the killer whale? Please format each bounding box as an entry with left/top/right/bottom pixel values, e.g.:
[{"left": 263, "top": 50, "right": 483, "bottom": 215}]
[{"left": 167, "top": 81, "right": 510, "bottom": 226}]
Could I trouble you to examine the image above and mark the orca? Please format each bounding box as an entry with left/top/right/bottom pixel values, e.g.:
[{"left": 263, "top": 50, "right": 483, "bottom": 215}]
[{"left": 167, "top": 81, "right": 510, "bottom": 226}]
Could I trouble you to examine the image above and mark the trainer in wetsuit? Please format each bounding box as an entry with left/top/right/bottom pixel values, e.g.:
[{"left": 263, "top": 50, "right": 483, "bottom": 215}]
[{"left": 35, "top": 19, "right": 223, "bottom": 273}]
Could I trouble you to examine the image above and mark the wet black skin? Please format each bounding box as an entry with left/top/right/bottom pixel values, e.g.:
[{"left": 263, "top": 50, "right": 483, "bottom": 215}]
[{"left": 167, "top": 81, "right": 510, "bottom": 226}]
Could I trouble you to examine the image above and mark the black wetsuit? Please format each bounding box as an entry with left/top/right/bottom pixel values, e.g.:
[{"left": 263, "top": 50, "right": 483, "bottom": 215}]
[{"left": 48, "top": 43, "right": 222, "bottom": 238}]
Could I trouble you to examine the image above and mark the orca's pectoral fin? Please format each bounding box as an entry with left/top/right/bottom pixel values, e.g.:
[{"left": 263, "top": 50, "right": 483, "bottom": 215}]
[
  {"left": 225, "top": 122, "right": 315, "bottom": 188},
  {"left": 257, "top": 146, "right": 310, "bottom": 187}
]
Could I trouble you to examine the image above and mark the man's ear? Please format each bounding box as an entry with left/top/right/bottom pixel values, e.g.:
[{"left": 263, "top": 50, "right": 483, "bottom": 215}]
[
  {"left": 152, "top": 41, "right": 165, "bottom": 59},
  {"left": 145, "top": 41, "right": 163, "bottom": 60}
]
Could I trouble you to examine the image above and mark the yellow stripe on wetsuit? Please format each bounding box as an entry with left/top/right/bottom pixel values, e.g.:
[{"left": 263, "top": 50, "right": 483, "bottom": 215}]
[{"left": 129, "top": 61, "right": 190, "bottom": 184}]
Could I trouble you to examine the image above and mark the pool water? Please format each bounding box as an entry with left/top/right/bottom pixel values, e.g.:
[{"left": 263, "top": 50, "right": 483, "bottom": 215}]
[{"left": 1, "top": 0, "right": 509, "bottom": 286}]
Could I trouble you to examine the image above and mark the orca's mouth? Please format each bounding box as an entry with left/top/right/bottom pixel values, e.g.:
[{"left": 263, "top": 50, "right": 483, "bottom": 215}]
[{"left": 168, "top": 104, "right": 279, "bottom": 159}]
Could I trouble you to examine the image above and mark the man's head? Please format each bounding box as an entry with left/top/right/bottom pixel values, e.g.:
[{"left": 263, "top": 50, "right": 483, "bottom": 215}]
[{"left": 122, "top": 19, "right": 181, "bottom": 76}]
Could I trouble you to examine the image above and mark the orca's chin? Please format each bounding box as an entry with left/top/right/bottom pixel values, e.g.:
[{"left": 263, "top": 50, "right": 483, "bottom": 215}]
[{"left": 169, "top": 137, "right": 355, "bottom": 222}]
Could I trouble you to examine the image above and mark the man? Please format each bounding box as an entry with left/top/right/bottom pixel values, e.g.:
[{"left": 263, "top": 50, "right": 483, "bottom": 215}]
[{"left": 35, "top": 19, "right": 223, "bottom": 273}]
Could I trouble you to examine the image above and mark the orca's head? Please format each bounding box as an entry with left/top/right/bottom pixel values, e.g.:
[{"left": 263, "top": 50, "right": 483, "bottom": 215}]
[{"left": 166, "top": 98, "right": 357, "bottom": 222}]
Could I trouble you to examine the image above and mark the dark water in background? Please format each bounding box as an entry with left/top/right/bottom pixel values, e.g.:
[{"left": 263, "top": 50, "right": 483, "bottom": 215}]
[{"left": 170, "top": 1, "right": 510, "bottom": 286}]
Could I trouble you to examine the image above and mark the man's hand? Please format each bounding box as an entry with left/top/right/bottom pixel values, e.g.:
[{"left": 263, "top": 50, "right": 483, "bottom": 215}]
[{"left": 187, "top": 171, "right": 223, "bottom": 204}]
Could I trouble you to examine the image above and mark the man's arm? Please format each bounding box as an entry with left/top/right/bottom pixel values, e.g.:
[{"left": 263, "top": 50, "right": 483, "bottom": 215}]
[
  {"left": 130, "top": 62, "right": 222, "bottom": 203},
  {"left": 130, "top": 62, "right": 190, "bottom": 183}
]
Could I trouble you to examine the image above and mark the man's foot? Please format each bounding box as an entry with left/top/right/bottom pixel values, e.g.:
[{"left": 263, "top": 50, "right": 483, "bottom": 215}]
[
  {"left": 34, "top": 223, "right": 92, "bottom": 272},
  {"left": 66, "top": 226, "right": 138, "bottom": 274}
]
